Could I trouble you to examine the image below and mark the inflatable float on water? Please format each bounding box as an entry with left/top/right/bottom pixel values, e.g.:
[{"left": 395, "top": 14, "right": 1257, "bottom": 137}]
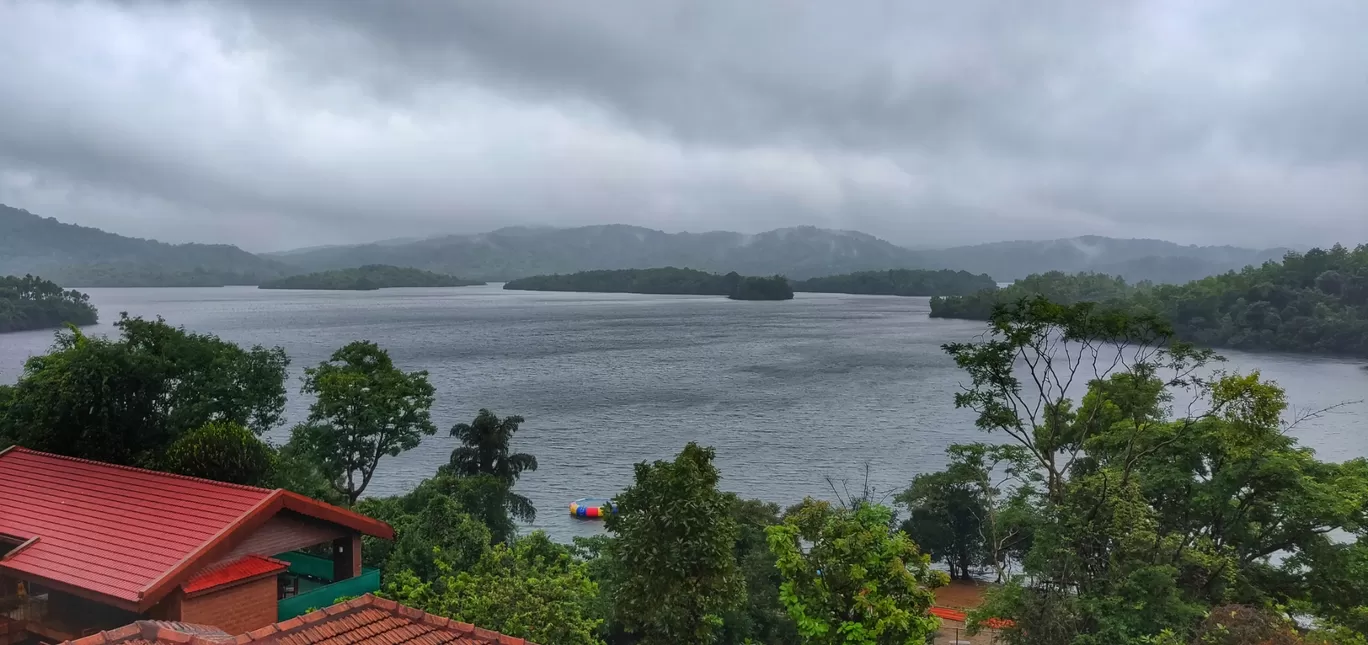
[{"left": 569, "top": 497, "right": 617, "bottom": 519}]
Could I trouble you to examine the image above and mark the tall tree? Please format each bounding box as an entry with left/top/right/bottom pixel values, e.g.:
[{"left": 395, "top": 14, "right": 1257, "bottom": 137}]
[
  {"left": 0, "top": 314, "right": 288, "bottom": 466},
  {"left": 295, "top": 341, "right": 436, "bottom": 504},
  {"left": 767, "top": 500, "right": 946, "bottom": 645},
  {"left": 446, "top": 409, "right": 538, "bottom": 522},
  {"left": 605, "top": 442, "right": 745, "bottom": 645},
  {"left": 942, "top": 297, "right": 1368, "bottom": 643}
]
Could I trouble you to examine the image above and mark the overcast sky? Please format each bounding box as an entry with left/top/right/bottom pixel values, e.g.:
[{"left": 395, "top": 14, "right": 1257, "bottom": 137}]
[{"left": 1, "top": 1, "right": 1365, "bottom": 252}]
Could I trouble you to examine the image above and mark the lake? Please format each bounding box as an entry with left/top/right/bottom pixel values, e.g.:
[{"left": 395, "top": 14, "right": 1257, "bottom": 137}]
[{"left": 3, "top": 285, "right": 1365, "bottom": 540}]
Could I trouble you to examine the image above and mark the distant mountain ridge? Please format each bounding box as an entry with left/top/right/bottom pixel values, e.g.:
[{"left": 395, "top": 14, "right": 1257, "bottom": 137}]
[
  {"left": 266, "top": 224, "right": 922, "bottom": 281},
  {"left": 273, "top": 226, "right": 1286, "bottom": 283},
  {"left": 2, "top": 203, "right": 1293, "bottom": 286},
  {"left": 0, "top": 204, "right": 290, "bottom": 286}
]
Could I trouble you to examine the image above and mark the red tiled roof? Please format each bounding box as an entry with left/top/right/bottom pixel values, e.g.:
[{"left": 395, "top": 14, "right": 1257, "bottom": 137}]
[
  {"left": 0, "top": 447, "right": 394, "bottom": 611},
  {"left": 183, "top": 555, "right": 288, "bottom": 595},
  {"left": 63, "top": 596, "right": 535, "bottom": 645},
  {"left": 60, "top": 621, "right": 234, "bottom": 645}
]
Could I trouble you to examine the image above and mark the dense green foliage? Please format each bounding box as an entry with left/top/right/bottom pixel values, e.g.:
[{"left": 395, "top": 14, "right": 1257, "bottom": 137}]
[
  {"left": 604, "top": 443, "right": 745, "bottom": 644},
  {"left": 895, "top": 444, "right": 1040, "bottom": 582},
  {"left": 356, "top": 473, "right": 518, "bottom": 573},
  {"left": 293, "top": 341, "right": 438, "bottom": 504},
  {"left": 1135, "top": 244, "right": 1368, "bottom": 356},
  {"left": 0, "top": 315, "right": 288, "bottom": 466},
  {"left": 258, "top": 264, "right": 482, "bottom": 290},
  {"left": 932, "top": 245, "right": 1368, "bottom": 356},
  {"left": 445, "top": 409, "right": 539, "bottom": 524},
  {"left": 720, "top": 498, "right": 799, "bottom": 645},
  {"left": 1, "top": 203, "right": 289, "bottom": 286},
  {"left": 385, "top": 533, "right": 605, "bottom": 645},
  {"left": 0, "top": 274, "right": 98, "bottom": 333},
  {"left": 163, "top": 421, "right": 276, "bottom": 486},
  {"left": 767, "top": 501, "right": 945, "bottom": 645},
  {"left": 506, "top": 267, "right": 793, "bottom": 300},
  {"left": 791, "top": 269, "right": 996, "bottom": 297},
  {"left": 940, "top": 299, "right": 1368, "bottom": 643},
  {"left": 929, "top": 271, "right": 1136, "bottom": 319}
]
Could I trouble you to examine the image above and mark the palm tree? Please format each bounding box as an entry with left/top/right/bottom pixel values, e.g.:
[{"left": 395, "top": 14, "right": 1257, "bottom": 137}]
[{"left": 448, "top": 409, "right": 538, "bottom": 522}]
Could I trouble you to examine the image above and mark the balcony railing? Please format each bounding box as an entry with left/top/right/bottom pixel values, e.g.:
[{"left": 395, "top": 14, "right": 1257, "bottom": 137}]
[{"left": 274, "top": 552, "right": 380, "bottom": 621}]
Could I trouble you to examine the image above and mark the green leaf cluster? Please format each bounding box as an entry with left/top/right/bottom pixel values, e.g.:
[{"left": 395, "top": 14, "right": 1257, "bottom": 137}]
[
  {"left": 292, "top": 341, "right": 437, "bottom": 504},
  {"left": 384, "top": 532, "right": 605, "bottom": 645},
  {"left": 604, "top": 442, "right": 746, "bottom": 645},
  {"left": 0, "top": 314, "right": 288, "bottom": 466},
  {"left": 766, "top": 501, "right": 946, "bottom": 645}
]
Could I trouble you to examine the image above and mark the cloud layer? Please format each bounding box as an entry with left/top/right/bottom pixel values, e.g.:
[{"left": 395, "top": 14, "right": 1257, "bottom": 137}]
[{"left": 1, "top": 0, "right": 1365, "bottom": 251}]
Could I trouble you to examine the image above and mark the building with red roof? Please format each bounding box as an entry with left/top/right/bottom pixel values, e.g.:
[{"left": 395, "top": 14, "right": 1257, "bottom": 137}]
[
  {"left": 62, "top": 595, "right": 535, "bottom": 645},
  {"left": 0, "top": 447, "right": 395, "bottom": 644}
]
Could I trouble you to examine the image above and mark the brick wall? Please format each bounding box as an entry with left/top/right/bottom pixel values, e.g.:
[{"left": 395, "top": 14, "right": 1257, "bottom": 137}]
[{"left": 178, "top": 577, "right": 277, "bottom": 635}]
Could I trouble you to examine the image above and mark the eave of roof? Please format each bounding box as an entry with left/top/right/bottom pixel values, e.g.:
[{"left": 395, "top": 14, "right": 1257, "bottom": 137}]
[{"left": 182, "top": 555, "right": 288, "bottom": 596}]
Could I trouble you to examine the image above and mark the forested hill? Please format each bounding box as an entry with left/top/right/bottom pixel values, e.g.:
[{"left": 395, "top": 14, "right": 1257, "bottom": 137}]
[
  {"left": 503, "top": 267, "right": 794, "bottom": 300},
  {"left": 791, "top": 269, "right": 995, "bottom": 297},
  {"left": 258, "top": 265, "right": 484, "bottom": 290},
  {"left": 918, "top": 235, "right": 1286, "bottom": 283},
  {"left": 931, "top": 245, "right": 1368, "bottom": 357},
  {"left": 0, "top": 274, "right": 99, "bottom": 333},
  {"left": 5, "top": 203, "right": 1286, "bottom": 287},
  {"left": 0, "top": 204, "right": 291, "bottom": 287}
]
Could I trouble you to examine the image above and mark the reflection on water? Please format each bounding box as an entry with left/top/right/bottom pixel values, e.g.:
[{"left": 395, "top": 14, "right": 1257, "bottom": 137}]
[{"left": 2, "top": 285, "right": 1364, "bottom": 540}]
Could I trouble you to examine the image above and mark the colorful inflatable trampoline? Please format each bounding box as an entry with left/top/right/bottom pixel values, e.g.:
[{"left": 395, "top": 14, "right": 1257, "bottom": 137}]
[{"left": 569, "top": 497, "right": 617, "bottom": 519}]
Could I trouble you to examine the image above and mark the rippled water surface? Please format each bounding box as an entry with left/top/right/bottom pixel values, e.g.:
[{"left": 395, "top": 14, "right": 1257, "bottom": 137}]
[{"left": 3, "top": 285, "right": 1365, "bottom": 540}]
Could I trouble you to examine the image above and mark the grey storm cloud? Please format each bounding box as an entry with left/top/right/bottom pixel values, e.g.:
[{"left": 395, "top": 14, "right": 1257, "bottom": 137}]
[{"left": 0, "top": 0, "right": 1365, "bottom": 251}]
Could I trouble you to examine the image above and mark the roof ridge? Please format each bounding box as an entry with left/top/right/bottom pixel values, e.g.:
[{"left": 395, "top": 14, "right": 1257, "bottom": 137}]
[{"left": 2, "top": 447, "right": 278, "bottom": 494}]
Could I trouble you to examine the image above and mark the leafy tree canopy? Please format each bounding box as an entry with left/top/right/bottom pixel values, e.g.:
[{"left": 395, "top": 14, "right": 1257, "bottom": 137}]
[
  {"left": 604, "top": 442, "right": 746, "bottom": 645},
  {"left": 293, "top": 340, "right": 437, "bottom": 504},
  {"left": 940, "top": 297, "right": 1368, "bottom": 644},
  {"left": 0, "top": 314, "right": 288, "bottom": 466},
  {"left": 767, "top": 500, "right": 946, "bottom": 645}
]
